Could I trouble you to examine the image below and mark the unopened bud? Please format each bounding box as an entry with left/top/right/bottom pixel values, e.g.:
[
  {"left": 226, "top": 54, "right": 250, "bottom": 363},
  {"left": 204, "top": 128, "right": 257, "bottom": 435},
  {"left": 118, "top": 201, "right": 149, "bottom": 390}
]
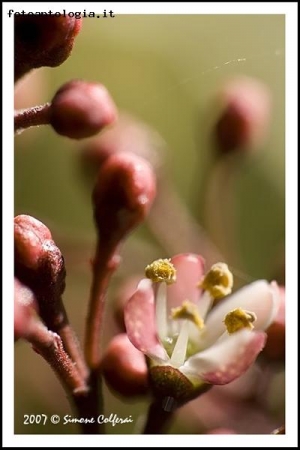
[
  {"left": 263, "top": 286, "right": 285, "bottom": 361},
  {"left": 50, "top": 80, "right": 117, "bottom": 139},
  {"left": 14, "top": 279, "right": 37, "bottom": 340},
  {"left": 93, "top": 152, "right": 156, "bottom": 241},
  {"left": 214, "top": 77, "right": 271, "bottom": 154},
  {"left": 102, "top": 334, "right": 148, "bottom": 397},
  {"left": 14, "top": 215, "right": 66, "bottom": 303},
  {"left": 15, "top": 15, "right": 82, "bottom": 81},
  {"left": 14, "top": 215, "right": 53, "bottom": 270},
  {"left": 80, "top": 112, "right": 166, "bottom": 181}
]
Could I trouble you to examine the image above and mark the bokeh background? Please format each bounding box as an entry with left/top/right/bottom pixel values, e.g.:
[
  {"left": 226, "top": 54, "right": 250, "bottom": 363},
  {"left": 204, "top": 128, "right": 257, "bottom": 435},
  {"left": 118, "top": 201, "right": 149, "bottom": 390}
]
[{"left": 14, "top": 15, "right": 285, "bottom": 434}]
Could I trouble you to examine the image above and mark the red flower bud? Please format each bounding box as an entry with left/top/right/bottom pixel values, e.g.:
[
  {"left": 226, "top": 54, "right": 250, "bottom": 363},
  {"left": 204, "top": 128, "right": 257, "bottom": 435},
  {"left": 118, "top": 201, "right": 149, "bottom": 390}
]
[
  {"left": 50, "top": 80, "right": 117, "bottom": 139},
  {"left": 214, "top": 77, "right": 271, "bottom": 154},
  {"left": 80, "top": 113, "right": 165, "bottom": 180},
  {"left": 102, "top": 334, "right": 149, "bottom": 397},
  {"left": 264, "top": 286, "right": 285, "bottom": 361},
  {"left": 15, "top": 15, "right": 82, "bottom": 81},
  {"left": 93, "top": 152, "right": 156, "bottom": 241},
  {"left": 14, "top": 214, "right": 66, "bottom": 302},
  {"left": 14, "top": 215, "right": 52, "bottom": 270},
  {"left": 14, "top": 279, "right": 37, "bottom": 340}
]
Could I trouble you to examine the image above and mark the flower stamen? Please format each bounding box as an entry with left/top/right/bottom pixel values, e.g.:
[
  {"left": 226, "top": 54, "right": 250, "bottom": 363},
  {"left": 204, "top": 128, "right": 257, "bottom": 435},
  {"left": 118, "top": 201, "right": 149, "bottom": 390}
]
[
  {"left": 224, "top": 307, "right": 257, "bottom": 334},
  {"left": 170, "top": 320, "right": 189, "bottom": 367},
  {"left": 171, "top": 300, "right": 204, "bottom": 330},
  {"left": 145, "top": 258, "right": 176, "bottom": 284},
  {"left": 199, "top": 262, "right": 233, "bottom": 299}
]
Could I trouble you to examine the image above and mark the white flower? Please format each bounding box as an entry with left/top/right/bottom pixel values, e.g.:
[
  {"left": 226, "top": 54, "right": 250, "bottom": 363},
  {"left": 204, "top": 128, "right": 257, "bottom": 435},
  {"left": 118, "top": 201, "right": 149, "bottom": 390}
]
[{"left": 125, "top": 253, "right": 279, "bottom": 387}]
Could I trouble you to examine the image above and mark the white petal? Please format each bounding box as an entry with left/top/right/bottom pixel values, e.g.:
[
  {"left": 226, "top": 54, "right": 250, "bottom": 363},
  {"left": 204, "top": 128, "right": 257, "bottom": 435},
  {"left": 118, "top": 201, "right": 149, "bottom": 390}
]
[
  {"left": 180, "top": 329, "right": 266, "bottom": 384},
  {"left": 201, "top": 280, "right": 279, "bottom": 349}
]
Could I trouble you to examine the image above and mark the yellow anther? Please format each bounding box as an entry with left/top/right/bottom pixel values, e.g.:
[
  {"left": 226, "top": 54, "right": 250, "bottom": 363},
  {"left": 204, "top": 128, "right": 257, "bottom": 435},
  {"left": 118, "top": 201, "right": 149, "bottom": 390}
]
[
  {"left": 224, "top": 308, "right": 257, "bottom": 334},
  {"left": 171, "top": 300, "right": 204, "bottom": 330},
  {"left": 145, "top": 258, "right": 177, "bottom": 284},
  {"left": 199, "top": 262, "right": 233, "bottom": 299}
]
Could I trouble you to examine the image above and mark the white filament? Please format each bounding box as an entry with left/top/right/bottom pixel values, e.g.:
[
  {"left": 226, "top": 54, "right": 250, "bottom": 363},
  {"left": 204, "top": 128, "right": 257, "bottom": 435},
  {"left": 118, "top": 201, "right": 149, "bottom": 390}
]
[
  {"left": 155, "top": 283, "right": 168, "bottom": 341},
  {"left": 170, "top": 320, "right": 189, "bottom": 368},
  {"left": 198, "top": 290, "right": 213, "bottom": 320}
]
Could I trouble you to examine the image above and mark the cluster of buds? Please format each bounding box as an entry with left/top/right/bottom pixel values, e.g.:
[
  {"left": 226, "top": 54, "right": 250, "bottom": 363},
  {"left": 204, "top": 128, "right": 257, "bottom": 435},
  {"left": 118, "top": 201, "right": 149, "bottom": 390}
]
[
  {"left": 14, "top": 15, "right": 117, "bottom": 140},
  {"left": 14, "top": 14, "right": 284, "bottom": 437},
  {"left": 14, "top": 14, "right": 157, "bottom": 433}
]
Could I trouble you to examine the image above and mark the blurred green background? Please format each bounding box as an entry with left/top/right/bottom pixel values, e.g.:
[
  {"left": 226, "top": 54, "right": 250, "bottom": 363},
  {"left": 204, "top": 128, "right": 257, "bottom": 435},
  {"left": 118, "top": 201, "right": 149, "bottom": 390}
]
[{"left": 14, "top": 15, "right": 285, "bottom": 434}]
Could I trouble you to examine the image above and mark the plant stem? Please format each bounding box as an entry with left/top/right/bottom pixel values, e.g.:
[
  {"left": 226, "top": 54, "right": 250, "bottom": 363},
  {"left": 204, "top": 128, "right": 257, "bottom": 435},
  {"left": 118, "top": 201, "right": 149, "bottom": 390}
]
[
  {"left": 204, "top": 154, "right": 244, "bottom": 278},
  {"left": 14, "top": 103, "right": 51, "bottom": 134},
  {"left": 85, "top": 238, "right": 120, "bottom": 434},
  {"left": 81, "top": 239, "right": 121, "bottom": 434},
  {"left": 39, "top": 297, "right": 89, "bottom": 381},
  {"left": 143, "top": 398, "right": 176, "bottom": 434},
  {"left": 58, "top": 315, "right": 89, "bottom": 381},
  {"left": 84, "top": 239, "right": 121, "bottom": 370},
  {"left": 28, "top": 320, "right": 104, "bottom": 434},
  {"left": 28, "top": 321, "right": 87, "bottom": 395},
  {"left": 71, "top": 371, "right": 104, "bottom": 434}
]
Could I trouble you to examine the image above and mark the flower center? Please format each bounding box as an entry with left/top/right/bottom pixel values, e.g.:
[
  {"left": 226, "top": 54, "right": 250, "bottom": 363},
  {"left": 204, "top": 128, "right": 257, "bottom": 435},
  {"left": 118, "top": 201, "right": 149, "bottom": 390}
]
[
  {"left": 199, "top": 262, "right": 233, "bottom": 299},
  {"left": 145, "top": 258, "right": 177, "bottom": 284},
  {"left": 224, "top": 307, "right": 257, "bottom": 334},
  {"left": 171, "top": 300, "right": 204, "bottom": 330}
]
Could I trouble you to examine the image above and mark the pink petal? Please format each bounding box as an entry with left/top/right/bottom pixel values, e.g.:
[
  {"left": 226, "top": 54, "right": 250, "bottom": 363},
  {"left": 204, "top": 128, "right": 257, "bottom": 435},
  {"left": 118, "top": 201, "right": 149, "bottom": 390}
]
[
  {"left": 167, "top": 253, "right": 205, "bottom": 310},
  {"left": 124, "top": 279, "right": 168, "bottom": 362},
  {"left": 201, "top": 280, "right": 279, "bottom": 348},
  {"left": 181, "top": 329, "right": 266, "bottom": 385}
]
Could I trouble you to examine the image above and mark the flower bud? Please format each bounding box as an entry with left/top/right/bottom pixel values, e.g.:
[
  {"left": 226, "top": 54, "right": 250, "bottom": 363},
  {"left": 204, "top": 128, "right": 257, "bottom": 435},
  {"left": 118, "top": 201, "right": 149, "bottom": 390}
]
[
  {"left": 14, "top": 279, "right": 37, "bottom": 340},
  {"left": 50, "top": 80, "right": 117, "bottom": 139},
  {"left": 15, "top": 15, "right": 82, "bottom": 81},
  {"left": 14, "top": 215, "right": 66, "bottom": 322},
  {"left": 80, "top": 113, "right": 166, "bottom": 181},
  {"left": 14, "top": 215, "right": 52, "bottom": 270},
  {"left": 214, "top": 76, "right": 271, "bottom": 154},
  {"left": 93, "top": 152, "right": 156, "bottom": 241},
  {"left": 263, "top": 286, "right": 285, "bottom": 361},
  {"left": 102, "top": 334, "right": 149, "bottom": 397}
]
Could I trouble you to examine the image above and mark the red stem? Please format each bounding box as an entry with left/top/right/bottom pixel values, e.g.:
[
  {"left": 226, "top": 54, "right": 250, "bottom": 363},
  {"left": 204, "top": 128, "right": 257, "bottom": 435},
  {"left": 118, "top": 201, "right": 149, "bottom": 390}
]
[
  {"left": 14, "top": 103, "right": 51, "bottom": 134},
  {"left": 58, "top": 317, "right": 89, "bottom": 381},
  {"left": 28, "top": 321, "right": 87, "bottom": 395},
  {"left": 27, "top": 320, "right": 102, "bottom": 434},
  {"left": 84, "top": 239, "right": 121, "bottom": 370}
]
